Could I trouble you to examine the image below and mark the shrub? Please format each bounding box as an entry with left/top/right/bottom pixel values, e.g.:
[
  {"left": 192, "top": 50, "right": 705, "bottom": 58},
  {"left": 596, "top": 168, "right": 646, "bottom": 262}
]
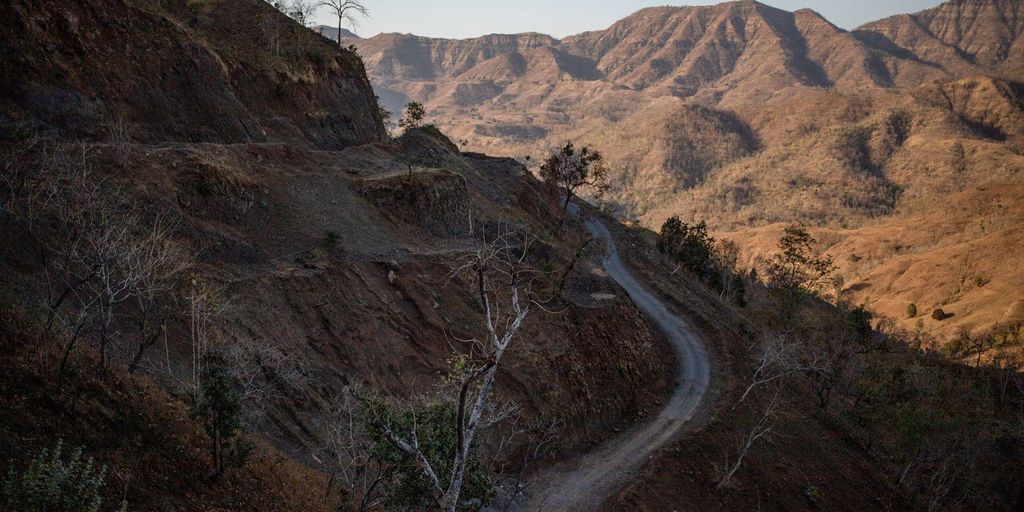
[
  {"left": 931, "top": 308, "right": 950, "bottom": 321},
  {"left": 322, "top": 230, "right": 340, "bottom": 250},
  {"left": 766, "top": 226, "right": 836, "bottom": 296},
  {"left": 399, "top": 102, "right": 426, "bottom": 132},
  {"left": 193, "top": 352, "right": 252, "bottom": 479},
  {"left": 844, "top": 305, "right": 874, "bottom": 338},
  {"left": 906, "top": 303, "right": 917, "bottom": 318},
  {"left": 363, "top": 395, "right": 491, "bottom": 509},
  {"left": 1, "top": 440, "right": 126, "bottom": 512},
  {"left": 657, "top": 216, "right": 715, "bottom": 277}
]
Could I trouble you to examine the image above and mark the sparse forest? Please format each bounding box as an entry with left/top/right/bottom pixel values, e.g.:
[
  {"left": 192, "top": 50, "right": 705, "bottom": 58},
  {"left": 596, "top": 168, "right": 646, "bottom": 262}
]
[{"left": 650, "top": 218, "right": 1024, "bottom": 510}]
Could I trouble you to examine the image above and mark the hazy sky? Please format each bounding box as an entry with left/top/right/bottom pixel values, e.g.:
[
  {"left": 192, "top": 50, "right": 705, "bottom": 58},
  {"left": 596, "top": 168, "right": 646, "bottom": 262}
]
[{"left": 314, "top": 0, "right": 944, "bottom": 39}]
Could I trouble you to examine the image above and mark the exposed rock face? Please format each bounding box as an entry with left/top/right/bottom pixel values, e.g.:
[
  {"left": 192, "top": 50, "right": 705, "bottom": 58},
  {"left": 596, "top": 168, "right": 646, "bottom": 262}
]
[{"left": 0, "top": 0, "right": 385, "bottom": 148}]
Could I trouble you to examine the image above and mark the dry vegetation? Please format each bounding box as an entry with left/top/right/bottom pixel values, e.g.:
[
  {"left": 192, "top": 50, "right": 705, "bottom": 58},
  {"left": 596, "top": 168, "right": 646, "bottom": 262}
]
[{"left": 599, "top": 216, "right": 1024, "bottom": 512}]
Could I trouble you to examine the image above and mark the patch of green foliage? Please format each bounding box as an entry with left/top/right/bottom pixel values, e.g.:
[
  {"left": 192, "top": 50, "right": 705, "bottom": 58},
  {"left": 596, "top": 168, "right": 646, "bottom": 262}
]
[
  {"left": 1, "top": 440, "right": 127, "bottom": 512},
  {"left": 399, "top": 102, "right": 426, "bottom": 132},
  {"left": 656, "top": 217, "right": 715, "bottom": 276},
  {"left": 766, "top": 226, "right": 836, "bottom": 295},
  {"left": 656, "top": 216, "right": 745, "bottom": 304},
  {"left": 192, "top": 352, "right": 252, "bottom": 479},
  {"left": 361, "top": 393, "right": 491, "bottom": 510}
]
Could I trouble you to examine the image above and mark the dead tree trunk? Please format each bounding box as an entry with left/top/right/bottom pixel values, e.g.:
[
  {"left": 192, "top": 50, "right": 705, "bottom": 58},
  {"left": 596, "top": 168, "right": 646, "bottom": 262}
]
[{"left": 373, "top": 229, "right": 534, "bottom": 511}]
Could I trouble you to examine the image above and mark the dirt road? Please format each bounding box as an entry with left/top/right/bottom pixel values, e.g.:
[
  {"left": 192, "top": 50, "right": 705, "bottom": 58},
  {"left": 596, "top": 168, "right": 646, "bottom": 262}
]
[{"left": 519, "top": 207, "right": 712, "bottom": 511}]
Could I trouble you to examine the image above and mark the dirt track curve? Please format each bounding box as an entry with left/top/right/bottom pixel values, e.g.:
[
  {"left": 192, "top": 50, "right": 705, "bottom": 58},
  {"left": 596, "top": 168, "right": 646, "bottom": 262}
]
[{"left": 518, "top": 206, "right": 712, "bottom": 511}]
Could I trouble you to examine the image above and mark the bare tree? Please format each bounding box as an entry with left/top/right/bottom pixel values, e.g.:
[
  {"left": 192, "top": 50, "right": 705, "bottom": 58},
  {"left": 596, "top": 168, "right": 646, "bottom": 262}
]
[
  {"left": 539, "top": 141, "right": 608, "bottom": 211},
  {"left": 319, "top": 0, "right": 368, "bottom": 43},
  {"left": 188, "top": 278, "right": 228, "bottom": 400},
  {"left": 28, "top": 144, "right": 105, "bottom": 339},
  {"left": 224, "top": 336, "right": 306, "bottom": 426},
  {"left": 315, "top": 389, "right": 389, "bottom": 511},
  {"left": 371, "top": 229, "right": 534, "bottom": 512},
  {"left": 286, "top": 0, "right": 319, "bottom": 27},
  {"left": 718, "top": 387, "right": 783, "bottom": 490},
  {"left": 737, "top": 335, "right": 807, "bottom": 404},
  {"left": 74, "top": 204, "right": 188, "bottom": 373},
  {"left": 0, "top": 142, "right": 107, "bottom": 388},
  {"left": 108, "top": 114, "right": 131, "bottom": 168},
  {"left": 120, "top": 215, "right": 191, "bottom": 371},
  {"left": 159, "top": 277, "right": 229, "bottom": 403}
]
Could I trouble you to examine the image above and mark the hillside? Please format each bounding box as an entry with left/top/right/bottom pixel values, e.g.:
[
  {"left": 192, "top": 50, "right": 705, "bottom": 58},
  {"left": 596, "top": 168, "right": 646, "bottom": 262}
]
[
  {"left": 1, "top": 0, "right": 1021, "bottom": 511},
  {"left": 0, "top": 0, "right": 681, "bottom": 508},
  {"left": 857, "top": 0, "right": 1024, "bottom": 78},
  {"left": 0, "top": 0, "right": 384, "bottom": 147},
  {"left": 345, "top": 0, "right": 1024, "bottom": 339}
]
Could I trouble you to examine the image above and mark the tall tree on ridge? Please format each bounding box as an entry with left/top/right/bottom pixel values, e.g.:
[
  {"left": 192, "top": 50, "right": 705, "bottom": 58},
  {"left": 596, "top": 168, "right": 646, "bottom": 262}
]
[{"left": 319, "top": 0, "right": 368, "bottom": 43}]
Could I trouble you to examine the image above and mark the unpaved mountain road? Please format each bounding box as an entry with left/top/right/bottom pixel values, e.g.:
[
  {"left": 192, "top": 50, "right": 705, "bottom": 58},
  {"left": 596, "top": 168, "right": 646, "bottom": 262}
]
[{"left": 518, "top": 206, "right": 712, "bottom": 511}]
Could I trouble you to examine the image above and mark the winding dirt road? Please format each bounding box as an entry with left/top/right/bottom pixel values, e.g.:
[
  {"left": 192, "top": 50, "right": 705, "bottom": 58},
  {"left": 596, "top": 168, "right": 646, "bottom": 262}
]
[{"left": 520, "top": 207, "right": 712, "bottom": 511}]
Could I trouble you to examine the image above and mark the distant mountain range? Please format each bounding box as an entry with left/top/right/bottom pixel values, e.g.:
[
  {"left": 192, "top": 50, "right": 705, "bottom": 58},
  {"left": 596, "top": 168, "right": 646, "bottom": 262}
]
[{"left": 346, "top": 0, "right": 1024, "bottom": 338}]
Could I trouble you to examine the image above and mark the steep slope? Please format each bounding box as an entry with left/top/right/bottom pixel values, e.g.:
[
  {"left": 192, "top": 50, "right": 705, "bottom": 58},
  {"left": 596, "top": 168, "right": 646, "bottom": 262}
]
[
  {"left": 559, "top": 2, "right": 909, "bottom": 98},
  {"left": 0, "top": 0, "right": 689, "bottom": 508},
  {"left": 0, "top": 0, "right": 384, "bottom": 147},
  {"left": 4, "top": 0, "right": 1017, "bottom": 509},
  {"left": 857, "top": 0, "right": 1024, "bottom": 81},
  {"left": 357, "top": 32, "right": 560, "bottom": 81}
]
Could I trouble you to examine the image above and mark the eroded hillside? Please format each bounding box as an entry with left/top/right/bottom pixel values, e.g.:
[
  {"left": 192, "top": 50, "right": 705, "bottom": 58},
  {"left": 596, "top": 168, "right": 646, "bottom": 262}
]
[{"left": 0, "top": 0, "right": 683, "bottom": 508}]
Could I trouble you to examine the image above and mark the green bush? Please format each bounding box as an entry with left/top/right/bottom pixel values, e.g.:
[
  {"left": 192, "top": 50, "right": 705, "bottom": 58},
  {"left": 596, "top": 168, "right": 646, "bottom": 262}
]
[
  {"left": 322, "top": 230, "right": 341, "bottom": 250},
  {"left": 399, "top": 102, "right": 426, "bottom": 131},
  {"left": 1, "top": 440, "right": 126, "bottom": 512},
  {"left": 362, "top": 393, "right": 491, "bottom": 509},
  {"left": 657, "top": 216, "right": 715, "bottom": 277},
  {"left": 906, "top": 303, "right": 917, "bottom": 318},
  {"left": 193, "top": 352, "right": 251, "bottom": 479}
]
